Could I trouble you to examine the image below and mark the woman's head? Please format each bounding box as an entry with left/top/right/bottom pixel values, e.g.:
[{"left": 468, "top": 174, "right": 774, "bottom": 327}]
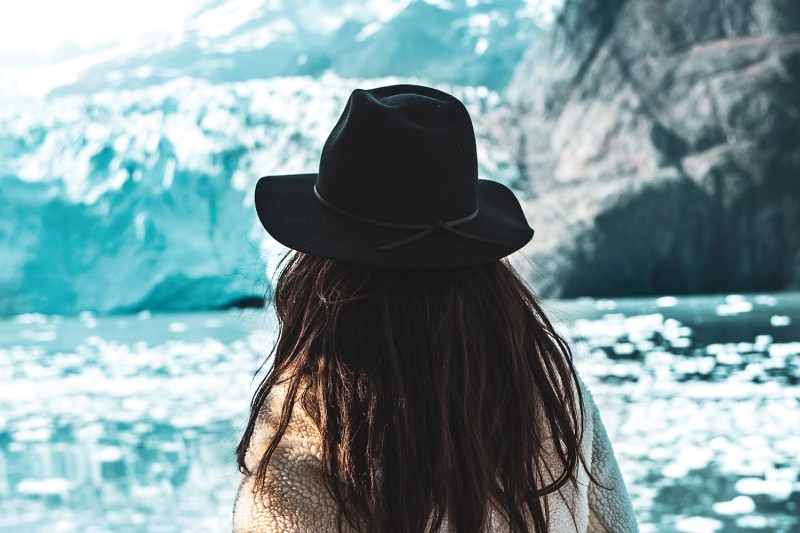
[
  {"left": 254, "top": 85, "right": 534, "bottom": 269},
  {"left": 237, "top": 252, "right": 588, "bottom": 533}
]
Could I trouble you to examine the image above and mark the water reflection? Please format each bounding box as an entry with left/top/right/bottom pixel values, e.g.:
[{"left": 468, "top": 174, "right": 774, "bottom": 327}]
[
  {"left": 555, "top": 293, "right": 800, "bottom": 533},
  {"left": 0, "top": 295, "right": 798, "bottom": 532},
  {"left": 0, "top": 311, "right": 269, "bottom": 532}
]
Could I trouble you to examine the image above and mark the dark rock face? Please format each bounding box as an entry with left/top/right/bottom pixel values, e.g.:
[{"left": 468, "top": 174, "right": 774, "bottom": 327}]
[{"left": 495, "top": 0, "right": 800, "bottom": 297}]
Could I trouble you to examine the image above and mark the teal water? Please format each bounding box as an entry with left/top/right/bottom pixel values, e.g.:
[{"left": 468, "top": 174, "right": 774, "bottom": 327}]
[{"left": 0, "top": 293, "right": 798, "bottom": 532}]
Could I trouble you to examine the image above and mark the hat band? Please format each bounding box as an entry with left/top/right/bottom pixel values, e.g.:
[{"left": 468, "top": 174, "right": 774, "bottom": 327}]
[{"left": 313, "top": 185, "right": 514, "bottom": 251}]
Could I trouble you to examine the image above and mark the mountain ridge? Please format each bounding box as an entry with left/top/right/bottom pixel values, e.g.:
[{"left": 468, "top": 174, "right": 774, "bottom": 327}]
[{"left": 45, "top": 0, "right": 543, "bottom": 97}]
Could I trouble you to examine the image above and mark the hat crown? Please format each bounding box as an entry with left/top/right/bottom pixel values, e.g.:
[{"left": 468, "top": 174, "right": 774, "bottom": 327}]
[{"left": 316, "top": 85, "right": 479, "bottom": 224}]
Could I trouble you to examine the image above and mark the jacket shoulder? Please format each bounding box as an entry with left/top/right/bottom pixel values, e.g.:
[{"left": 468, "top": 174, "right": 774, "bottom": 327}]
[
  {"left": 579, "top": 379, "right": 639, "bottom": 533},
  {"left": 233, "top": 384, "right": 343, "bottom": 533}
]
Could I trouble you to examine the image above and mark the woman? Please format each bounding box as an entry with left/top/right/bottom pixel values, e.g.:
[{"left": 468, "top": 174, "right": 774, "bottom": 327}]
[{"left": 234, "top": 85, "right": 637, "bottom": 533}]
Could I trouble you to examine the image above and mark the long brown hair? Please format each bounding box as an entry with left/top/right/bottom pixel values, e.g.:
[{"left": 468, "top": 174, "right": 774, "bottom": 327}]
[{"left": 237, "top": 252, "right": 591, "bottom": 532}]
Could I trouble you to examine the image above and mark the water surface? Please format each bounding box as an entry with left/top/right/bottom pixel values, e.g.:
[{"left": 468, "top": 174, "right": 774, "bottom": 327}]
[{"left": 1, "top": 293, "right": 798, "bottom": 532}]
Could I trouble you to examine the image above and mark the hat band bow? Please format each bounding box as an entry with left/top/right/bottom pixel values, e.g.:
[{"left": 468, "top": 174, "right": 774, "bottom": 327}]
[{"left": 313, "top": 185, "right": 514, "bottom": 251}]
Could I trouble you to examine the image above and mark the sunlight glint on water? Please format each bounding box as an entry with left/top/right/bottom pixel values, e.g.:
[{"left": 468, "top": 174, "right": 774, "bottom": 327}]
[{"left": 1, "top": 293, "right": 799, "bottom": 532}]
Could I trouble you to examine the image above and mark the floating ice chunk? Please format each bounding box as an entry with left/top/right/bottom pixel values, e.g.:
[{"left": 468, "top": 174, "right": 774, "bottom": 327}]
[
  {"left": 612, "top": 342, "right": 636, "bottom": 355},
  {"left": 608, "top": 363, "right": 639, "bottom": 378},
  {"left": 662, "top": 463, "right": 689, "bottom": 478},
  {"left": 475, "top": 38, "right": 489, "bottom": 55},
  {"left": 675, "top": 356, "right": 715, "bottom": 375},
  {"left": 12, "top": 313, "right": 48, "bottom": 324},
  {"left": 573, "top": 318, "right": 623, "bottom": 343},
  {"left": 635, "top": 340, "right": 655, "bottom": 352},
  {"left": 708, "top": 436, "right": 729, "bottom": 451},
  {"left": 754, "top": 295, "right": 778, "bottom": 306},
  {"left": 98, "top": 446, "right": 124, "bottom": 462},
  {"left": 168, "top": 322, "right": 188, "bottom": 333},
  {"left": 735, "top": 477, "right": 794, "bottom": 500},
  {"left": 705, "top": 344, "right": 724, "bottom": 355},
  {"left": 655, "top": 296, "right": 678, "bottom": 307},
  {"left": 675, "top": 516, "right": 723, "bottom": 532},
  {"left": 736, "top": 342, "right": 753, "bottom": 353},
  {"left": 468, "top": 13, "right": 492, "bottom": 35},
  {"left": 80, "top": 311, "right": 98, "bottom": 328},
  {"left": 735, "top": 516, "right": 769, "bottom": 529},
  {"left": 715, "top": 300, "right": 753, "bottom": 316},
  {"left": 774, "top": 436, "right": 800, "bottom": 457},
  {"left": 14, "top": 416, "right": 51, "bottom": 431},
  {"left": 770, "top": 315, "right": 791, "bottom": 327},
  {"left": 677, "top": 444, "right": 714, "bottom": 470},
  {"left": 769, "top": 343, "right": 800, "bottom": 359},
  {"left": 716, "top": 351, "right": 743, "bottom": 366},
  {"left": 712, "top": 495, "right": 755, "bottom": 515},
  {"left": 647, "top": 446, "right": 672, "bottom": 461},
  {"left": 670, "top": 337, "right": 692, "bottom": 349},
  {"left": 149, "top": 406, "right": 170, "bottom": 420},
  {"left": 753, "top": 335, "right": 772, "bottom": 351},
  {"left": 594, "top": 299, "right": 617, "bottom": 310},
  {"left": 626, "top": 313, "right": 664, "bottom": 331},
  {"left": 137, "top": 310, "right": 152, "bottom": 320},
  {"left": 16, "top": 478, "right": 72, "bottom": 495}
]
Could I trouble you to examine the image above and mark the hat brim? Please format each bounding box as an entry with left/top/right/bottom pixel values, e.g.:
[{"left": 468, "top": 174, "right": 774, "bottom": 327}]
[{"left": 255, "top": 174, "right": 534, "bottom": 268}]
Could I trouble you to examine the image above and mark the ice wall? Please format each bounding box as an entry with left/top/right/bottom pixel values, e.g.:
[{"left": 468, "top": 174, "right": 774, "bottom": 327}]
[{"left": 0, "top": 76, "right": 515, "bottom": 315}]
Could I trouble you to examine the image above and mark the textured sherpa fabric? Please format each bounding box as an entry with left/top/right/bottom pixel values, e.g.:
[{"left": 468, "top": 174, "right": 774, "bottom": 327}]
[{"left": 233, "top": 379, "right": 638, "bottom": 532}]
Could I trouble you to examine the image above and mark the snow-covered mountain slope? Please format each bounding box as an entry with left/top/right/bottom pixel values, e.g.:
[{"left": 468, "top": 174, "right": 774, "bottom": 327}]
[
  {"left": 0, "top": 75, "right": 519, "bottom": 316},
  {"left": 49, "top": 0, "right": 542, "bottom": 96}
]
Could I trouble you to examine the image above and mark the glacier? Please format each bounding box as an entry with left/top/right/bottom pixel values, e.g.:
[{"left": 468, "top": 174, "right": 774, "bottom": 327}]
[
  {"left": 0, "top": 75, "right": 520, "bottom": 316},
  {"left": 45, "top": 0, "right": 545, "bottom": 96}
]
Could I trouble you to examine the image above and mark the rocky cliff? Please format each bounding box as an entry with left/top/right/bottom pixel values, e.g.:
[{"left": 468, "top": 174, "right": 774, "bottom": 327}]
[{"left": 494, "top": 0, "right": 800, "bottom": 297}]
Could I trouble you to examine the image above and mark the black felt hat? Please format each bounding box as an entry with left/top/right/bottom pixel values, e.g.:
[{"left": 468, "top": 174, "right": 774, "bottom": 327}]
[{"left": 254, "top": 84, "right": 534, "bottom": 268}]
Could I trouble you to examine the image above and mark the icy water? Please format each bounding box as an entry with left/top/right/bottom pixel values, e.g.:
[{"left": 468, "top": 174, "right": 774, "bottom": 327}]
[{"left": 0, "top": 293, "right": 798, "bottom": 533}]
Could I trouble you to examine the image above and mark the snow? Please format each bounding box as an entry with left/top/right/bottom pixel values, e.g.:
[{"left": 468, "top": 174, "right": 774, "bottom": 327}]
[
  {"left": 0, "top": 75, "right": 517, "bottom": 316},
  {"left": 213, "top": 19, "right": 298, "bottom": 54},
  {"left": 189, "top": 0, "right": 266, "bottom": 39}
]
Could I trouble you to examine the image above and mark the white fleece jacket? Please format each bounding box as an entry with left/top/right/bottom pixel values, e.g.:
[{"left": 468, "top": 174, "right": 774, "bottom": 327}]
[{"left": 233, "top": 381, "right": 638, "bottom": 533}]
